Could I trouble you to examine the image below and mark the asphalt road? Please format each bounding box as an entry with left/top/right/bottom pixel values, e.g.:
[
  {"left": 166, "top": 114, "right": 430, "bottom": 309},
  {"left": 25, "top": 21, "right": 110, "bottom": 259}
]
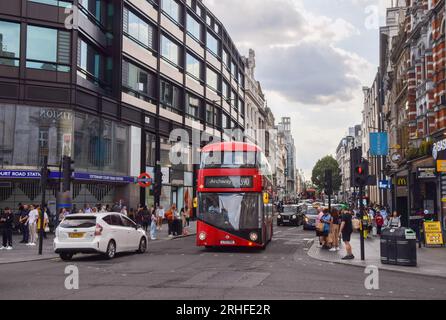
[{"left": 1, "top": 225, "right": 445, "bottom": 300}]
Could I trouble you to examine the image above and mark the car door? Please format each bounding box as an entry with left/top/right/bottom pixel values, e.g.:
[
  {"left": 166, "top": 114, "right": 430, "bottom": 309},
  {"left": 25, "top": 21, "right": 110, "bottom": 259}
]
[
  {"left": 120, "top": 215, "right": 140, "bottom": 250},
  {"left": 110, "top": 214, "right": 128, "bottom": 252}
]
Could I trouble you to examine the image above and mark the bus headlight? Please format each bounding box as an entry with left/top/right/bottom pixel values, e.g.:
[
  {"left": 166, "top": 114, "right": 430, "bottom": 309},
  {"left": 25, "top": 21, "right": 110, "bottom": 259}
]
[
  {"left": 278, "top": 215, "right": 282, "bottom": 219},
  {"left": 249, "top": 232, "right": 258, "bottom": 241},
  {"left": 199, "top": 232, "right": 207, "bottom": 241},
  {"left": 293, "top": 215, "right": 297, "bottom": 219}
]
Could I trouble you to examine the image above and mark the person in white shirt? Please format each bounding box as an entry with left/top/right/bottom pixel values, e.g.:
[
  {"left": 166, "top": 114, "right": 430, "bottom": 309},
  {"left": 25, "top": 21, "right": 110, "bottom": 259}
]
[
  {"left": 157, "top": 205, "right": 165, "bottom": 231},
  {"left": 27, "top": 205, "right": 39, "bottom": 245}
]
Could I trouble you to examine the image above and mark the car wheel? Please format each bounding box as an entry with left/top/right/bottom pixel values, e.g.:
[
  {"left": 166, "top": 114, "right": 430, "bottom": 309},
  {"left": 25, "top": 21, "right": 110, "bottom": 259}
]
[
  {"left": 105, "top": 240, "right": 116, "bottom": 260},
  {"left": 137, "top": 237, "right": 147, "bottom": 254},
  {"left": 59, "top": 253, "right": 73, "bottom": 261}
]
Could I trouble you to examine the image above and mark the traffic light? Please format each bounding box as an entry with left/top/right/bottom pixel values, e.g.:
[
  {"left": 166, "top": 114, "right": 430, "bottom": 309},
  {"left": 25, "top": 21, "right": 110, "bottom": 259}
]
[
  {"left": 40, "top": 166, "right": 51, "bottom": 188},
  {"left": 354, "top": 161, "right": 369, "bottom": 187},
  {"left": 324, "top": 169, "right": 333, "bottom": 195},
  {"left": 62, "top": 156, "right": 74, "bottom": 192}
]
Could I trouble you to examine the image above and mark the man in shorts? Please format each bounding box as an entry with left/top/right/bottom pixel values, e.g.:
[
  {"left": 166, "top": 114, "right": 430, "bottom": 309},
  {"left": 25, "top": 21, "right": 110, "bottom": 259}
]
[{"left": 339, "top": 210, "right": 354, "bottom": 260}]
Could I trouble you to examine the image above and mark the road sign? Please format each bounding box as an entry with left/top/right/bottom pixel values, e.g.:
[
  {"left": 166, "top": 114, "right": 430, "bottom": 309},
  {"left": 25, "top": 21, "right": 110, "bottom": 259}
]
[
  {"left": 137, "top": 173, "right": 153, "bottom": 188},
  {"left": 424, "top": 221, "right": 444, "bottom": 247}
]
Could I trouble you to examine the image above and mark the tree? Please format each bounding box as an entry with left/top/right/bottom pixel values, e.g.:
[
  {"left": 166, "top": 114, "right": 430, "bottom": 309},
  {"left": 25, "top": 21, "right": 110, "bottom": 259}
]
[{"left": 311, "top": 156, "right": 341, "bottom": 193}]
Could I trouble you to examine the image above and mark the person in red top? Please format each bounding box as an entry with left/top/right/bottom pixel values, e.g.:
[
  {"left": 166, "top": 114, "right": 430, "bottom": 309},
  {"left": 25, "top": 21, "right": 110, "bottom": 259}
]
[{"left": 375, "top": 212, "right": 384, "bottom": 235}]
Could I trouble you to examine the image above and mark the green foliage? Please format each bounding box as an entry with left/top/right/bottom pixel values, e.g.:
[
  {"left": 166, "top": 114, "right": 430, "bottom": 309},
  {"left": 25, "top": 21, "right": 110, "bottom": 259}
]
[
  {"left": 406, "top": 140, "right": 433, "bottom": 161},
  {"left": 311, "top": 156, "right": 342, "bottom": 193}
]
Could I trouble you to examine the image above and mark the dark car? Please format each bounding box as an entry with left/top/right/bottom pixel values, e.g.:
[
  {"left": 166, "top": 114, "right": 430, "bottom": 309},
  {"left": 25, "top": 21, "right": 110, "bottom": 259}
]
[
  {"left": 277, "top": 205, "right": 304, "bottom": 226},
  {"left": 303, "top": 206, "right": 320, "bottom": 230}
]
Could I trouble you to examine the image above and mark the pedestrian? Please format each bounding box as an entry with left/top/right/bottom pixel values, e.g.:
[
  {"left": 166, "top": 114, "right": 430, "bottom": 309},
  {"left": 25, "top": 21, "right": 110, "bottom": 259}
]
[
  {"left": 165, "top": 204, "right": 176, "bottom": 237},
  {"left": 158, "top": 205, "right": 165, "bottom": 231},
  {"left": 19, "top": 204, "right": 30, "bottom": 244},
  {"left": 339, "top": 209, "right": 355, "bottom": 260},
  {"left": 185, "top": 206, "right": 191, "bottom": 227},
  {"left": 387, "top": 211, "right": 402, "bottom": 228},
  {"left": 27, "top": 205, "right": 39, "bottom": 246},
  {"left": 37, "top": 206, "right": 49, "bottom": 240},
  {"left": 319, "top": 209, "right": 331, "bottom": 249},
  {"left": 181, "top": 207, "right": 189, "bottom": 236},
  {"left": 150, "top": 209, "right": 157, "bottom": 240},
  {"left": 329, "top": 208, "right": 341, "bottom": 252},
  {"left": 375, "top": 211, "right": 384, "bottom": 235},
  {"left": 315, "top": 207, "right": 325, "bottom": 248},
  {"left": 142, "top": 206, "right": 150, "bottom": 232},
  {"left": 120, "top": 206, "right": 128, "bottom": 216},
  {"left": 173, "top": 205, "right": 181, "bottom": 236},
  {"left": 0, "top": 207, "right": 14, "bottom": 250},
  {"left": 42, "top": 206, "right": 50, "bottom": 238}
]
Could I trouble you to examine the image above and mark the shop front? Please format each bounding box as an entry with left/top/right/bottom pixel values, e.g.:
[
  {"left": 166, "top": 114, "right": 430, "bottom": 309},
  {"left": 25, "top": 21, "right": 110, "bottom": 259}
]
[
  {"left": 433, "top": 136, "right": 446, "bottom": 231},
  {"left": 0, "top": 103, "right": 136, "bottom": 212}
]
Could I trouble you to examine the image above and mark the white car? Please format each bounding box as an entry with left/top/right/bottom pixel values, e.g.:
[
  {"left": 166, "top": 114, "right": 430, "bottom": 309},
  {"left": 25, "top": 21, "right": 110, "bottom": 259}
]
[{"left": 54, "top": 213, "right": 148, "bottom": 261}]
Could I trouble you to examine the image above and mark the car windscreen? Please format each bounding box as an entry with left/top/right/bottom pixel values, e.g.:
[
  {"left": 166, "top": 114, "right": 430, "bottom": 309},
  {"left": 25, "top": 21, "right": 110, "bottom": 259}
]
[
  {"left": 199, "top": 193, "right": 260, "bottom": 231},
  {"left": 305, "top": 208, "right": 318, "bottom": 215},
  {"left": 282, "top": 207, "right": 296, "bottom": 213},
  {"left": 60, "top": 216, "right": 96, "bottom": 229}
]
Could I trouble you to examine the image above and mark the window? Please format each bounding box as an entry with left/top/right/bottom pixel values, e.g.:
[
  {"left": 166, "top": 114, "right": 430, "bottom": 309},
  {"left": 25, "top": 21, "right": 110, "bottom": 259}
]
[
  {"left": 28, "top": 0, "right": 72, "bottom": 8},
  {"left": 214, "top": 23, "right": 219, "bottom": 34},
  {"left": 206, "top": 104, "right": 217, "bottom": 126},
  {"left": 78, "top": 38, "right": 111, "bottom": 89},
  {"left": 161, "top": 35, "right": 180, "bottom": 66},
  {"left": 123, "top": 7, "right": 155, "bottom": 50},
  {"left": 231, "top": 61, "right": 237, "bottom": 79},
  {"left": 207, "top": 67, "right": 218, "bottom": 91},
  {"left": 232, "top": 90, "right": 238, "bottom": 108},
  {"left": 186, "top": 93, "right": 201, "bottom": 119},
  {"left": 222, "top": 49, "right": 229, "bottom": 67},
  {"left": 238, "top": 72, "right": 244, "bottom": 87},
  {"left": 187, "top": 13, "right": 201, "bottom": 41},
  {"left": 122, "top": 60, "right": 156, "bottom": 101},
  {"left": 79, "top": 0, "right": 109, "bottom": 29},
  {"left": 0, "top": 20, "right": 20, "bottom": 67},
  {"left": 186, "top": 53, "right": 202, "bottom": 80},
  {"left": 27, "top": 25, "right": 71, "bottom": 72},
  {"left": 206, "top": 14, "right": 212, "bottom": 26},
  {"left": 162, "top": 0, "right": 180, "bottom": 23},
  {"left": 239, "top": 99, "right": 244, "bottom": 115},
  {"left": 196, "top": 4, "right": 202, "bottom": 17},
  {"left": 222, "top": 112, "right": 230, "bottom": 129},
  {"left": 222, "top": 80, "right": 229, "bottom": 100},
  {"left": 160, "top": 80, "right": 182, "bottom": 113},
  {"left": 206, "top": 31, "right": 219, "bottom": 56}
]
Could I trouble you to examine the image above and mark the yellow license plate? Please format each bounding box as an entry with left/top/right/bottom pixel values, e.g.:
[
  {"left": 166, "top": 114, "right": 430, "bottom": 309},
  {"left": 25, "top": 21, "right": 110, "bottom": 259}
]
[{"left": 69, "top": 232, "right": 85, "bottom": 238}]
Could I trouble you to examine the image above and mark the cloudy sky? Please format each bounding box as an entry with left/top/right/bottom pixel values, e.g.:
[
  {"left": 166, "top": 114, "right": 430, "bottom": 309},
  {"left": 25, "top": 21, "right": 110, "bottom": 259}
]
[{"left": 203, "top": 0, "right": 393, "bottom": 179}]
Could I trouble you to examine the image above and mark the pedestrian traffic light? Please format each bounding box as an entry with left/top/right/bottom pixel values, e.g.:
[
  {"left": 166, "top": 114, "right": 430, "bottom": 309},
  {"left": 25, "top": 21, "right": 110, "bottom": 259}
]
[
  {"left": 62, "top": 156, "right": 74, "bottom": 192},
  {"left": 324, "top": 169, "right": 333, "bottom": 195},
  {"left": 354, "top": 161, "right": 369, "bottom": 187}
]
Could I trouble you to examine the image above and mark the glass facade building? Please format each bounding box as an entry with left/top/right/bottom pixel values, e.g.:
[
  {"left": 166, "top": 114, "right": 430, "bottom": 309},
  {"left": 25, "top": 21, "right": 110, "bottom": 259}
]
[{"left": 0, "top": 0, "right": 246, "bottom": 213}]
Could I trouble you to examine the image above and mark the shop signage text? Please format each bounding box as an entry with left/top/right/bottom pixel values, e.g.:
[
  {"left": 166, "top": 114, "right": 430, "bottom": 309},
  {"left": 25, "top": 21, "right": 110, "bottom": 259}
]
[
  {"left": 417, "top": 167, "right": 437, "bottom": 179},
  {"left": 433, "top": 138, "right": 446, "bottom": 160}
]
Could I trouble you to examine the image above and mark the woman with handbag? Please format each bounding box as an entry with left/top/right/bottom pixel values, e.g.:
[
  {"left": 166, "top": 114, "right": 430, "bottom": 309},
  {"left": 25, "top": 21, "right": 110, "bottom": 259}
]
[{"left": 318, "top": 209, "right": 331, "bottom": 250}]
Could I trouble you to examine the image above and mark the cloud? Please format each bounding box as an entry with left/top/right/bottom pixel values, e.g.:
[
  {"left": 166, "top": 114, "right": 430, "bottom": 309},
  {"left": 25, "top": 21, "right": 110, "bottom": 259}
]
[
  {"left": 257, "top": 42, "right": 362, "bottom": 105},
  {"left": 203, "top": 0, "right": 377, "bottom": 177}
]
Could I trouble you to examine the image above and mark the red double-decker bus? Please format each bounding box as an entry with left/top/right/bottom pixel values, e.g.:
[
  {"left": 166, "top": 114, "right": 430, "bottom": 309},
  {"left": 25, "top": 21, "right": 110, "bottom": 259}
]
[{"left": 196, "top": 142, "right": 274, "bottom": 249}]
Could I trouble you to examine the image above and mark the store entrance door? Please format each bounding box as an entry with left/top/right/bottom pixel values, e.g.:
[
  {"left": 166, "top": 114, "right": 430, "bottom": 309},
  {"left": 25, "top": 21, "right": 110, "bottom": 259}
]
[{"left": 397, "top": 196, "right": 409, "bottom": 227}]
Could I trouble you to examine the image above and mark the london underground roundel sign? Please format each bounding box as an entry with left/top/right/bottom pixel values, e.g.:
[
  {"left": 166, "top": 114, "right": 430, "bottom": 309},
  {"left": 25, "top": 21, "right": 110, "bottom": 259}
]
[{"left": 138, "top": 173, "right": 152, "bottom": 188}]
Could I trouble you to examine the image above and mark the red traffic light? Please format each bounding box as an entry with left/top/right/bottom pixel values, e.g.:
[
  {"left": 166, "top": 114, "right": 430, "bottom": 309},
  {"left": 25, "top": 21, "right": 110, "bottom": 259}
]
[{"left": 356, "top": 166, "right": 363, "bottom": 174}]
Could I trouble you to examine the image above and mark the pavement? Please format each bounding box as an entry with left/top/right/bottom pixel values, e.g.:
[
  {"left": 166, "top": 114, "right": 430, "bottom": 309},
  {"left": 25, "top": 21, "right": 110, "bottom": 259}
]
[
  {"left": 0, "top": 234, "right": 58, "bottom": 265},
  {"left": 307, "top": 231, "right": 446, "bottom": 279},
  {"left": 1, "top": 225, "right": 445, "bottom": 300},
  {"left": 0, "top": 220, "right": 197, "bottom": 265}
]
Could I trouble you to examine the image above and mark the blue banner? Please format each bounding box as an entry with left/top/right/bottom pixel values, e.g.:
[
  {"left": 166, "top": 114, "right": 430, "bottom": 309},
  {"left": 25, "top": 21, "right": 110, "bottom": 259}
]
[
  {"left": 370, "top": 132, "right": 389, "bottom": 156},
  {"left": 0, "top": 170, "right": 135, "bottom": 184}
]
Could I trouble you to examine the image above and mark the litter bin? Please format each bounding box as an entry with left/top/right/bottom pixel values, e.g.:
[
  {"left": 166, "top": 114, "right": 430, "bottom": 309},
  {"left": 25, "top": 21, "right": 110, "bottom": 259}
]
[{"left": 380, "top": 227, "right": 417, "bottom": 267}]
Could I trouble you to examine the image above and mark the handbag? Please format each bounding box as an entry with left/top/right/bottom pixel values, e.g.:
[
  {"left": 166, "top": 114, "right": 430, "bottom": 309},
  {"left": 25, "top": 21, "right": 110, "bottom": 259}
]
[{"left": 316, "top": 221, "right": 325, "bottom": 232}]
